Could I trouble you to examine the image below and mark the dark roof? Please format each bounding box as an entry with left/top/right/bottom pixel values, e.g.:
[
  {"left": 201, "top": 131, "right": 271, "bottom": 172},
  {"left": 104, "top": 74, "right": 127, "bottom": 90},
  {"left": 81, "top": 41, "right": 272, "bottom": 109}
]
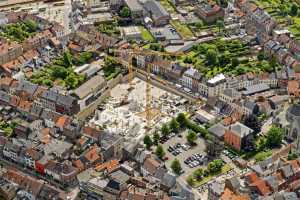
[
  {"left": 17, "top": 80, "right": 38, "bottom": 96},
  {"left": 106, "top": 179, "right": 120, "bottom": 190},
  {"left": 208, "top": 123, "right": 226, "bottom": 138},
  {"left": 0, "top": 91, "right": 10, "bottom": 103},
  {"left": 288, "top": 104, "right": 300, "bottom": 117},
  {"left": 56, "top": 95, "right": 76, "bottom": 106},
  {"left": 30, "top": 102, "right": 43, "bottom": 117},
  {"left": 144, "top": 0, "right": 169, "bottom": 21},
  {"left": 264, "top": 175, "right": 278, "bottom": 191},
  {"left": 41, "top": 90, "right": 59, "bottom": 102}
]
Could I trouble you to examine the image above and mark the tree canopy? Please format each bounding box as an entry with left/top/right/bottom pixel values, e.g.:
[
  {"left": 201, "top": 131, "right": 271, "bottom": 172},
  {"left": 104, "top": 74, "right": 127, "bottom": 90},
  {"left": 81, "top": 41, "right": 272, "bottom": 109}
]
[
  {"left": 171, "top": 159, "right": 182, "bottom": 175},
  {"left": 155, "top": 145, "right": 165, "bottom": 159},
  {"left": 266, "top": 126, "right": 283, "bottom": 148}
]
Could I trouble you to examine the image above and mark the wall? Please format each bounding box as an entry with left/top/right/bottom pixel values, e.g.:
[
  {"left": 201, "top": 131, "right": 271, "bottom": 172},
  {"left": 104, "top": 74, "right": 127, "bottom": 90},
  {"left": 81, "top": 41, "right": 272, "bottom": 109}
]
[{"left": 75, "top": 74, "right": 129, "bottom": 121}]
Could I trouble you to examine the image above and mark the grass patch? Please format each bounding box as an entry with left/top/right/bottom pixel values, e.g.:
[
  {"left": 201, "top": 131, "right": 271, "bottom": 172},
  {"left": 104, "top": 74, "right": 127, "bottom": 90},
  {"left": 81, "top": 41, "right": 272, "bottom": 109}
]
[
  {"left": 139, "top": 26, "right": 155, "bottom": 42},
  {"left": 193, "top": 164, "right": 232, "bottom": 187},
  {"left": 254, "top": 150, "right": 272, "bottom": 162},
  {"left": 170, "top": 20, "right": 194, "bottom": 39},
  {"left": 159, "top": 0, "right": 176, "bottom": 13}
]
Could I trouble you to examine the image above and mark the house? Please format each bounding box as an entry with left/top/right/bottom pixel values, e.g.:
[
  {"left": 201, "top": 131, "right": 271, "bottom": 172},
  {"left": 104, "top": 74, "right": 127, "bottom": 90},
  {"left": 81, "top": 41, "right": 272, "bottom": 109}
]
[
  {"left": 73, "top": 75, "right": 107, "bottom": 110},
  {"left": 24, "top": 148, "right": 43, "bottom": 169},
  {"left": 180, "top": 67, "right": 201, "bottom": 91},
  {"left": 166, "top": 63, "right": 186, "bottom": 81},
  {"left": 286, "top": 104, "right": 300, "bottom": 144},
  {"left": 220, "top": 88, "right": 241, "bottom": 103},
  {"left": 206, "top": 73, "right": 227, "bottom": 97},
  {"left": 223, "top": 122, "right": 254, "bottom": 151},
  {"left": 3, "top": 141, "right": 22, "bottom": 163},
  {"left": 0, "top": 38, "right": 23, "bottom": 66},
  {"left": 195, "top": 2, "right": 225, "bottom": 24},
  {"left": 100, "top": 132, "right": 124, "bottom": 161},
  {"left": 0, "top": 178, "right": 17, "bottom": 200},
  {"left": 45, "top": 161, "right": 78, "bottom": 186},
  {"left": 143, "top": 0, "right": 170, "bottom": 26},
  {"left": 3, "top": 169, "right": 44, "bottom": 200},
  {"left": 208, "top": 181, "right": 224, "bottom": 200},
  {"left": 37, "top": 184, "right": 66, "bottom": 200},
  {"left": 124, "top": 0, "right": 144, "bottom": 21}
]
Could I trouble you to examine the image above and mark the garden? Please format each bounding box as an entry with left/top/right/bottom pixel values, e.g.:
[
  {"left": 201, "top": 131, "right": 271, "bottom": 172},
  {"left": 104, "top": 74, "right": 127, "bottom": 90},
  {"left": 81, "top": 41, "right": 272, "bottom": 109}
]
[
  {"left": 139, "top": 26, "right": 155, "bottom": 42},
  {"left": 170, "top": 20, "right": 195, "bottom": 40},
  {"left": 0, "top": 121, "right": 17, "bottom": 137},
  {"left": 98, "top": 21, "right": 120, "bottom": 37},
  {"left": 0, "top": 20, "right": 38, "bottom": 43},
  {"left": 177, "top": 39, "right": 278, "bottom": 77},
  {"left": 187, "top": 159, "right": 231, "bottom": 187},
  {"left": 102, "top": 56, "right": 122, "bottom": 80},
  {"left": 254, "top": 0, "right": 300, "bottom": 40},
  {"left": 29, "top": 51, "right": 94, "bottom": 89}
]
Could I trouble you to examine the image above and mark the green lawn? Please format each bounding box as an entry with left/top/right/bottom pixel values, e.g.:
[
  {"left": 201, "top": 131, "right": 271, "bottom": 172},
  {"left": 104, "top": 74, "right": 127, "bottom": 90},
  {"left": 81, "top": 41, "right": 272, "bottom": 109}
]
[
  {"left": 30, "top": 51, "right": 88, "bottom": 89},
  {"left": 171, "top": 20, "right": 195, "bottom": 39},
  {"left": 193, "top": 164, "right": 232, "bottom": 187},
  {"left": 254, "top": 150, "right": 272, "bottom": 162},
  {"left": 139, "top": 26, "right": 155, "bottom": 42}
]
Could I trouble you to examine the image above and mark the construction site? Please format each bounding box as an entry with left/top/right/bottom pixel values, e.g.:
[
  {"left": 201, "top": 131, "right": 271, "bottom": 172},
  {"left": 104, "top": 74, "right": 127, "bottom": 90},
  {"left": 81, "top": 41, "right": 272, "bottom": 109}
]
[{"left": 89, "top": 77, "right": 190, "bottom": 141}]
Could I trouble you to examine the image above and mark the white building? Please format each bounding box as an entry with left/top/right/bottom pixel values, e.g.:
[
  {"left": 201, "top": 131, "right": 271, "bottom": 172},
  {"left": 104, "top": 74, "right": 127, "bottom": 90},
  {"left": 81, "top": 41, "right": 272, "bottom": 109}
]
[{"left": 121, "top": 26, "right": 142, "bottom": 41}]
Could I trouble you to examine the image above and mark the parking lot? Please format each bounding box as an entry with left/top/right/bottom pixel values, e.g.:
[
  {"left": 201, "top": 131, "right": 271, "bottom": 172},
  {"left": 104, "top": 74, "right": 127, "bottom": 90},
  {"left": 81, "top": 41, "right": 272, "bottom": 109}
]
[{"left": 163, "top": 130, "right": 208, "bottom": 180}]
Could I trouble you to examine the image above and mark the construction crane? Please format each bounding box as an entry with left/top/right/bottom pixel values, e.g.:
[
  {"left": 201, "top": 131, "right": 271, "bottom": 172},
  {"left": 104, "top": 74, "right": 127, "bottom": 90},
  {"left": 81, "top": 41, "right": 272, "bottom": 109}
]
[{"left": 111, "top": 48, "right": 185, "bottom": 129}]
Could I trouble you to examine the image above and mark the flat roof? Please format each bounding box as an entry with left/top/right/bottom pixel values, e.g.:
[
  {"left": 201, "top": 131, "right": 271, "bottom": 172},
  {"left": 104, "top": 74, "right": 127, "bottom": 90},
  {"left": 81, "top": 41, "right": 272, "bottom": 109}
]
[
  {"left": 207, "top": 73, "right": 225, "bottom": 84},
  {"left": 74, "top": 75, "right": 106, "bottom": 99},
  {"left": 242, "top": 83, "right": 270, "bottom": 96}
]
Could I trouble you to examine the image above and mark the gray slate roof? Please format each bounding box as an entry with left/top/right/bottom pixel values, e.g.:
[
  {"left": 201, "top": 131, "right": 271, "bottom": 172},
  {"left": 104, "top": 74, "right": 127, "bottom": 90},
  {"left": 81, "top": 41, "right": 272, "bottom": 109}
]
[
  {"left": 229, "top": 122, "right": 253, "bottom": 138},
  {"left": 143, "top": 0, "right": 169, "bottom": 21},
  {"left": 242, "top": 83, "right": 270, "bottom": 96},
  {"left": 208, "top": 123, "right": 226, "bottom": 138}
]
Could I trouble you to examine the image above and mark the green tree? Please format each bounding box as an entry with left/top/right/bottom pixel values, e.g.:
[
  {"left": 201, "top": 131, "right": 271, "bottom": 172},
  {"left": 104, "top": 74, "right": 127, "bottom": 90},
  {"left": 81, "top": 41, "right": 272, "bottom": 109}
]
[
  {"left": 266, "top": 126, "right": 283, "bottom": 148},
  {"left": 231, "top": 58, "right": 240, "bottom": 68},
  {"left": 155, "top": 145, "right": 165, "bottom": 159},
  {"left": 186, "top": 130, "right": 197, "bottom": 145},
  {"left": 269, "top": 57, "right": 277, "bottom": 71},
  {"left": 194, "top": 21, "right": 203, "bottom": 29},
  {"left": 187, "top": 175, "right": 195, "bottom": 186},
  {"left": 24, "top": 20, "right": 38, "bottom": 32},
  {"left": 120, "top": 6, "right": 131, "bottom": 18},
  {"left": 171, "top": 159, "right": 182, "bottom": 175},
  {"left": 291, "top": 3, "right": 298, "bottom": 16},
  {"left": 52, "top": 66, "right": 68, "bottom": 79},
  {"left": 63, "top": 51, "right": 73, "bottom": 67},
  {"left": 193, "top": 168, "right": 203, "bottom": 180},
  {"left": 144, "top": 135, "right": 153, "bottom": 149},
  {"left": 176, "top": 113, "right": 188, "bottom": 128},
  {"left": 169, "top": 118, "right": 180, "bottom": 133},
  {"left": 219, "top": 51, "right": 231, "bottom": 66},
  {"left": 206, "top": 49, "right": 218, "bottom": 66},
  {"left": 65, "top": 74, "right": 78, "bottom": 89},
  {"left": 161, "top": 123, "right": 170, "bottom": 136},
  {"left": 207, "top": 159, "right": 223, "bottom": 173},
  {"left": 153, "top": 131, "right": 160, "bottom": 145},
  {"left": 216, "top": 20, "right": 225, "bottom": 33},
  {"left": 257, "top": 51, "right": 265, "bottom": 61}
]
